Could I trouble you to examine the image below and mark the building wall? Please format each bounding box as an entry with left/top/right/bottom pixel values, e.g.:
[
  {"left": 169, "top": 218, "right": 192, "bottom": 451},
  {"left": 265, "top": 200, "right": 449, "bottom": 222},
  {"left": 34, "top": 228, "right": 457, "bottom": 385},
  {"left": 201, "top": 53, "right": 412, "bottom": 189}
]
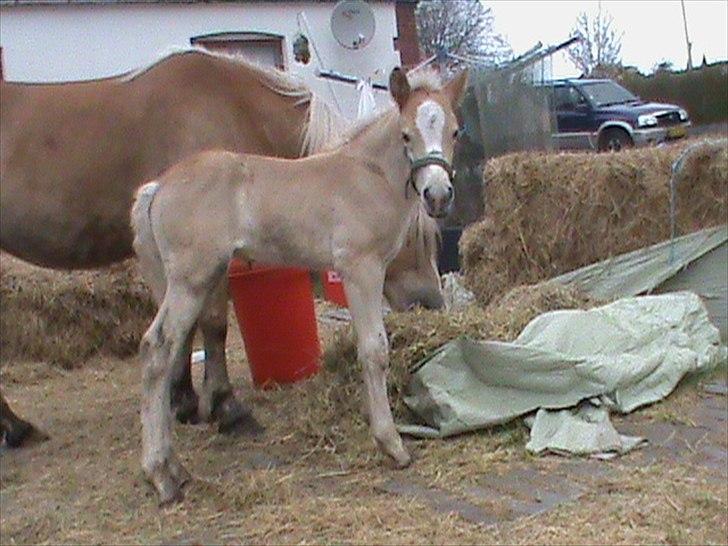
[{"left": 0, "top": 1, "right": 403, "bottom": 118}]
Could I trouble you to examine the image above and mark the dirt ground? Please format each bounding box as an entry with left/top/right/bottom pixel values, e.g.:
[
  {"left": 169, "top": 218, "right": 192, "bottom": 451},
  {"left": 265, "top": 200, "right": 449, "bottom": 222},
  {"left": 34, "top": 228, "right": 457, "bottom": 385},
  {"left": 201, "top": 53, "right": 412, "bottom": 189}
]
[{"left": 1, "top": 301, "right": 726, "bottom": 545}]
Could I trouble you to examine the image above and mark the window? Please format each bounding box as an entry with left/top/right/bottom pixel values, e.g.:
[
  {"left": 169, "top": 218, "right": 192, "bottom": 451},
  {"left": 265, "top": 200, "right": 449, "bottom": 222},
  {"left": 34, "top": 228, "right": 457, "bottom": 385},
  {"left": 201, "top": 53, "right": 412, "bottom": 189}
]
[
  {"left": 191, "top": 32, "right": 285, "bottom": 70},
  {"left": 579, "top": 81, "right": 637, "bottom": 107},
  {"left": 553, "top": 86, "right": 587, "bottom": 110}
]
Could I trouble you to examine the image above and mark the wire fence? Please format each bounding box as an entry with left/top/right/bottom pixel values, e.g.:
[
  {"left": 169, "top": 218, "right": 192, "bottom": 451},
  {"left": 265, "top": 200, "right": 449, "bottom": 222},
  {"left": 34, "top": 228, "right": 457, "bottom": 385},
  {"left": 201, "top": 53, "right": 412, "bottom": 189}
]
[{"left": 449, "top": 55, "right": 556, "bottom": 226}]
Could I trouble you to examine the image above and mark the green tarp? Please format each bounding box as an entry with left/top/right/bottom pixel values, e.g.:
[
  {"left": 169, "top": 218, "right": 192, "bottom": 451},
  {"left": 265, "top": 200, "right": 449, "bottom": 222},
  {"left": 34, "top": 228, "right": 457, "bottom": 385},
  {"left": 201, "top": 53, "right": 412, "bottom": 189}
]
[
  {"left": 399, "top": 293, "right": 726, "bottom": 456},
  {"left": 550, "top": 225, "right": 727, "bottom": 340}
]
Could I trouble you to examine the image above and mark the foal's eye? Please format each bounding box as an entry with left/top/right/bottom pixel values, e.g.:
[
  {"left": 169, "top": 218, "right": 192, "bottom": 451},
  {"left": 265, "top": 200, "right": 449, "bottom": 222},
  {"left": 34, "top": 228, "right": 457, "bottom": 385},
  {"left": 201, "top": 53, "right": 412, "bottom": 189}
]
[
  {"left": 452, "top": 129, "right": 460, "bottom": 139},
  {"left": 402, "top": 132, "right": 411, "bottom": 143}
]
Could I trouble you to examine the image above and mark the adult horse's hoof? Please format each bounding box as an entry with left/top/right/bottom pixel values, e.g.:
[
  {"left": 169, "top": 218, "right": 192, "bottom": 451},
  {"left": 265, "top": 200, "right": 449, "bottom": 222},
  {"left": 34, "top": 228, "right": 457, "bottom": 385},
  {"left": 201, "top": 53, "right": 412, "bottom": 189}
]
[
  {"left": 214, "top": 394, "right": 265, "bottom": 437},
  {"left": 171, "top": 388, "right": 200, "bottom": 425},
  {"left": 4, "top": 420, "right": 49, "bottom": 448}
]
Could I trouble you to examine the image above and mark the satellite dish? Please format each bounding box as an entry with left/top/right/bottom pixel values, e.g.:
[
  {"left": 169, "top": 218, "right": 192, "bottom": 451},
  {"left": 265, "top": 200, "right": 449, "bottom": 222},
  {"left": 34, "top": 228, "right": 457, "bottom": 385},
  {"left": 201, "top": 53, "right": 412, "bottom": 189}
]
[{"left": 331, "top": 0, "right": 376, "bottom": 50}]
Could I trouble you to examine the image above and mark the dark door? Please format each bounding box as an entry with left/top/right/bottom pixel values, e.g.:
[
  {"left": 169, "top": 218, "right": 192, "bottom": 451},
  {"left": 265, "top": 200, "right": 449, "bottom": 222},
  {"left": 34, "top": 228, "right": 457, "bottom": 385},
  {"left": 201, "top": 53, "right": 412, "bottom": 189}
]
[{"left": 553, "top": 85, "right": 593, "bottom": 149}]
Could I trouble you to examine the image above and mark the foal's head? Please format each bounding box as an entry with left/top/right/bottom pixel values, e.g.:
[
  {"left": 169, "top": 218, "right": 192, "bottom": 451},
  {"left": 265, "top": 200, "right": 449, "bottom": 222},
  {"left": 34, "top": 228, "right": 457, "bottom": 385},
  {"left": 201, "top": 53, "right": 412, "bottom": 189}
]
[{"left": 389, "top": 67, "right": 469, "bottom": 219}]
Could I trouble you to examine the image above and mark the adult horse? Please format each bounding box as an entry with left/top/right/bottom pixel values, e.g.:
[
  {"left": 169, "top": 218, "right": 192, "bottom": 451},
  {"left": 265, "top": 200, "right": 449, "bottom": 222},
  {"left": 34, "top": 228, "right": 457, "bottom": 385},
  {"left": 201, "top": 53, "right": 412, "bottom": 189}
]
[
  {"left": 0, "top": 49, "right": 443, "bottom": 446},
  {"left": 132, "top": 66, "right": 467, "bottom": 503}
]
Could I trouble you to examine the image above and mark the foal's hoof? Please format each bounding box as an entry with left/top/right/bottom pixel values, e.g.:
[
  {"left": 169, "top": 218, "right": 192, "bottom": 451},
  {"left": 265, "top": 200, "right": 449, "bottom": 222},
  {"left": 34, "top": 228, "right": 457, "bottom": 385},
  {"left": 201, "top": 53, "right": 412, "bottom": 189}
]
[
  {"left": 4, "top": 421, "right": 49, "bottom": 448},
  {"left": 392, "top": 449, "right": 412, "bottom": 469},
  {"left": 149, "top": 460, "right": 190, "bottom": 506},
  {"left": 214, "top": 395, "right": 265, "bottom": 438},
  {"left": 172, "top": 389, "right": 200, "bottom": 425},
  {"left": 158, "top": 481, "right": 185, "bottom": 507},
  {"left": 376, "top": 437, "right": 412, "bottom": 469}
]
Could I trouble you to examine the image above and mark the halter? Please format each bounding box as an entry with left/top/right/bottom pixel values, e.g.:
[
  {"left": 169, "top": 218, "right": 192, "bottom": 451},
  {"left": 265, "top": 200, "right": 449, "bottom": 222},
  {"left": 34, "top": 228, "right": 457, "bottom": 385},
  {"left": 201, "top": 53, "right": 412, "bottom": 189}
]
[{"left": 407, "top": 152, "right": 455, "bottom": 197}]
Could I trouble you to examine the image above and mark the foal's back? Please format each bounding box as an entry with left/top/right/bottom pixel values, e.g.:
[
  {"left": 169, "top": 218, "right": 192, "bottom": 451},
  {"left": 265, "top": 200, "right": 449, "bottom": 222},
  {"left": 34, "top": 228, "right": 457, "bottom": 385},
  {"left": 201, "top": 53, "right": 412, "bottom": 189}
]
[{"left": 149, "top": 147, "right": 390, "bottom": 272}]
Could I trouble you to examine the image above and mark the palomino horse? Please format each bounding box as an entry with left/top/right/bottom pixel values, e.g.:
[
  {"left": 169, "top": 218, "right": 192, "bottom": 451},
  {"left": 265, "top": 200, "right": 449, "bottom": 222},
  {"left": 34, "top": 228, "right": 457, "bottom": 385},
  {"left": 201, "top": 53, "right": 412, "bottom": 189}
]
[
  {"left": 132, "top": 66, "right": 467, "bottom": 503},
  {"left": 0, "top": 49, "right": 443, "bottom": 446}
]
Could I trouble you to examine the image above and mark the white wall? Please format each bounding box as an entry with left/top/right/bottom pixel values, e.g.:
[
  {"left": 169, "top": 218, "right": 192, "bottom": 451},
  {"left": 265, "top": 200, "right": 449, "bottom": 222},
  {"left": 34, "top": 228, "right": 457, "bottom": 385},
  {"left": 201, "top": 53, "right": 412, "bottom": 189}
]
[{"left": 0, "top": 1, "right": 400, "bottom": 118}]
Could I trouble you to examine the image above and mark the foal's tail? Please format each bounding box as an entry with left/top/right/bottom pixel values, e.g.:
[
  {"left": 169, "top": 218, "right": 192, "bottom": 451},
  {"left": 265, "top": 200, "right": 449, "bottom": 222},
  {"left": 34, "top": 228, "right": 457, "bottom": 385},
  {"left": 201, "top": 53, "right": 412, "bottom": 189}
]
[{"left": 131, "top": 181, "right": 167, "bottom": 304}]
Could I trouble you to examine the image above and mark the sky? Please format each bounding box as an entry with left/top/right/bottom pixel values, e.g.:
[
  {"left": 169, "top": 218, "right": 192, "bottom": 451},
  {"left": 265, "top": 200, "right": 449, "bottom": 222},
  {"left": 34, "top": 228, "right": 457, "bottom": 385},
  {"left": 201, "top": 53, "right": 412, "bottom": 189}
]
[{"left": 487, "top": 0, "right": 728, "bottom": 77}]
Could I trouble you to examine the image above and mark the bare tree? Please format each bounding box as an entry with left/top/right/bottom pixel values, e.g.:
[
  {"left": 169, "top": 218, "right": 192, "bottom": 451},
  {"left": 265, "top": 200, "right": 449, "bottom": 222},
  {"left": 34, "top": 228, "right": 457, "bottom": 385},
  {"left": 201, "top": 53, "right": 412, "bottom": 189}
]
[
  {"left": 567, "top": 10, "right": 623, "bottom": 76},
  {"left": 416, "top": 0, "right": 511, "bottom": 67}
]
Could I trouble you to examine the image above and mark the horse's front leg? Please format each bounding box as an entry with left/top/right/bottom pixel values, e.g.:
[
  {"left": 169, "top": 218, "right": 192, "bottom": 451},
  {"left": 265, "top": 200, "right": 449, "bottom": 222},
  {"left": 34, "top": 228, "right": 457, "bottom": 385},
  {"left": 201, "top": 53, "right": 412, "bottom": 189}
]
[{"left": 342, "top": 258, "right": 411, "bottom": 468}]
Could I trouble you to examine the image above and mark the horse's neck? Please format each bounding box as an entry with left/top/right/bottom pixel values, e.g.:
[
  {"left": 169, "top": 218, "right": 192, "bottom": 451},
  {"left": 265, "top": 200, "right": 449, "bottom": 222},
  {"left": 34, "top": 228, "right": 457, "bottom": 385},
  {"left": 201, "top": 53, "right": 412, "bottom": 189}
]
[
  {"left": 186, "top": 53, "right": 313, "bottom": 159},
  {"left": 344, "top": 112, "right": 411, "bottom": 195}
]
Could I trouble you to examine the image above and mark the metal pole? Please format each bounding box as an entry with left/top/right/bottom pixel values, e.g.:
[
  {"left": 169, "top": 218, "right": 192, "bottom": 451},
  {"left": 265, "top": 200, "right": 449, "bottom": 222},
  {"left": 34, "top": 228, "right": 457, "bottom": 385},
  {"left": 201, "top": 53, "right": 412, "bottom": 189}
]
[
  {"left": 680, "top": 0, "right": 694, "bottom": 70},
  {"left": 597, "top": 0, "right": 602, "bottom": 68}
]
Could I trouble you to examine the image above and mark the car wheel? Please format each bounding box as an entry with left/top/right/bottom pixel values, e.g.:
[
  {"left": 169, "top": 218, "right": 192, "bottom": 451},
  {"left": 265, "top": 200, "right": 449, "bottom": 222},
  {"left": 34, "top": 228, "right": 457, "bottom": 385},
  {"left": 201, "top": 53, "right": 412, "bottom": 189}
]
[{"left": 599, "top": 128, "right": 633, "bottom": 152}]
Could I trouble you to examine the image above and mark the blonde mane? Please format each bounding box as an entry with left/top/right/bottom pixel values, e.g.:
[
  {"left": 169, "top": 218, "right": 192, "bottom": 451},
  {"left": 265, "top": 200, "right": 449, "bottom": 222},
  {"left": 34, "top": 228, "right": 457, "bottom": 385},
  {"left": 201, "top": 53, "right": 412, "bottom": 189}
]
[
  {"left": 122, "top": 46, "right": 307, "bottom": 95},
  {"left": 123, "top": 46, "right": 343, "bottom": 157},
  {"left": 405, "top": 67, "right": 445, "bottom": 93}
]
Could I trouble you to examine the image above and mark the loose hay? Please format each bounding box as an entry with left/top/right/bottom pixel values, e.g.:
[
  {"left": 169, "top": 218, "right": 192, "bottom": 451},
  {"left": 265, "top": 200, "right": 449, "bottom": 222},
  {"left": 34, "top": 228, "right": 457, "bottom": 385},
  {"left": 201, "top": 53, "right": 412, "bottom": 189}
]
[
  {"left": 461, "top": 140, "right": 728, "bottom": 306},
  {"left": 0, "top": 253, "right": 155, "bottom": 367},
  {"left": 295, "top": 282, "right": 598, "bottom": 456}
]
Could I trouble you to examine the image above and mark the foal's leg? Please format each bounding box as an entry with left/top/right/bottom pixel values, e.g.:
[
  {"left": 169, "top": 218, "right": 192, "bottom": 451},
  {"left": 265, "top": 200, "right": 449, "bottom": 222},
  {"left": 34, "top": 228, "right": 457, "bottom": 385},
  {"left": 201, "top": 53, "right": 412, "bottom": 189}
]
[
  {"left": 0, "top": 390, "right": 48, "bottom": 448},
  {"left": 197, "top": 279, "right": 264, "bottom": 436},
  {"left": 343, "top": 258, "right": 411, "bottom": 467},
  {"left": 140, "top": 281, "right": 210, "bottom": 504},
  {"left": 134, "top": 247, "right": 200, "bottom": 424}
]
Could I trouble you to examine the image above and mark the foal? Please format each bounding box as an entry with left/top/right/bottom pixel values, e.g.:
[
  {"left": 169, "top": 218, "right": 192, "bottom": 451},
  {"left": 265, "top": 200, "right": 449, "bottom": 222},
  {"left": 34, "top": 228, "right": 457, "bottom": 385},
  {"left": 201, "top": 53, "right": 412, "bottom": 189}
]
[{"left": 132, "top": 66, "right": 467, "bottom": 504}]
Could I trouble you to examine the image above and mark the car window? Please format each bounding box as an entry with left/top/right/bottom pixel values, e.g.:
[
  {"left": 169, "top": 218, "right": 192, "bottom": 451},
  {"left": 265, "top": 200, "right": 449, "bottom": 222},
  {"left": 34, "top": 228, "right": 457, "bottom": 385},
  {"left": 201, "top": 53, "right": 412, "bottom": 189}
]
[
  {"left": 579, "top": 81, "right": 638, "bottom": 107},
  {"left": 553, "top": 86, "right": 587, "bottom": 110}
]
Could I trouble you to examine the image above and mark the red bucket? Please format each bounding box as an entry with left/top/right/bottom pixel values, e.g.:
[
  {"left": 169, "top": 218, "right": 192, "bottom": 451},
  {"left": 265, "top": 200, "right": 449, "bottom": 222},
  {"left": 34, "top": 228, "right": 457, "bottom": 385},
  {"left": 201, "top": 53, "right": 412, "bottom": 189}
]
[
  {"left": 228, "top": 259, "right": 321, "bottom": 388},
  {"left": 321, "top": 270, "right": 348, "bottom": 307}
]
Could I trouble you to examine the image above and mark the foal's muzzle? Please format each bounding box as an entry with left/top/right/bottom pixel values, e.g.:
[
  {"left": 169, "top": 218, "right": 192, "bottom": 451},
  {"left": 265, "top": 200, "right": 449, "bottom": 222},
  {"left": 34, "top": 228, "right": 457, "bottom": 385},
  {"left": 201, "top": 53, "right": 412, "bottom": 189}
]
[{"left": 409, "top": 153, "right": 455, "bottom": 218}]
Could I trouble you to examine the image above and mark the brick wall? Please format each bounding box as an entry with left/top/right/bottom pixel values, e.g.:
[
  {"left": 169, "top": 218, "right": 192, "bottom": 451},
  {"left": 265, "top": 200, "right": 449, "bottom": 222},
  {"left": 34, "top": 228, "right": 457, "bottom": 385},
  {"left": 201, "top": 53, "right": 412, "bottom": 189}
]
[{"left": 395, "top": 0, "right": 422, "bottom": 68}]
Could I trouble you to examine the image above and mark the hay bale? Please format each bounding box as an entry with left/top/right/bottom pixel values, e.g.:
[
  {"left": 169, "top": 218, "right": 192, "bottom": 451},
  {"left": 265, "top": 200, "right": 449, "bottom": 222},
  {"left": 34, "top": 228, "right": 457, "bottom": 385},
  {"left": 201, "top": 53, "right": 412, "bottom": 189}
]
[
  {"left": 461, "top": 140, "right": 728, "bottom": 306},
  {"left": 0, "top": 253, "right": 155, "bottom": 367}
]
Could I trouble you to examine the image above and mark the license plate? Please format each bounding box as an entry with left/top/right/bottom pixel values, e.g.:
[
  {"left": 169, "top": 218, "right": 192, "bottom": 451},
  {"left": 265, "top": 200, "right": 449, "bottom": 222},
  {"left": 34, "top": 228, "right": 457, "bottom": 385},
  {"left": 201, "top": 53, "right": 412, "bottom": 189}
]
[{"left": 668, "top": 126, "right": 687, "bottom": 138}]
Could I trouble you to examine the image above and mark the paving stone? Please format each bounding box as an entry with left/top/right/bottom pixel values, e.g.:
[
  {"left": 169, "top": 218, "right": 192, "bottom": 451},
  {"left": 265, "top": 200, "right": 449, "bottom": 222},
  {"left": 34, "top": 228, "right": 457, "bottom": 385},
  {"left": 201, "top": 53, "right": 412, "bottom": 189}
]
[
  {"left": 701, "top": 394, "right": 728, "bottom": 410},
  {"left": 476, "top": 467, "right": 549, "bottom": 499},
  {"left": 555, "top": 459, "right": 615, "bottom": 480},
  {"left": 377, "top": 479, "right": 500, "bottom": 526},
  {"left": 697, "top": 444, "right": 728, "bottom": 472},
  {"left": 507, "top": 487, "right": 583, "bottom": 517},
  {"left": 466, "top": 465, "right": 586, "bottom": 521},
  {"left": 378, "top": 388, "right": 726, "bottom": 527},
  {"left": 703, "top": 381, "right": 728, "bottom": 396}
]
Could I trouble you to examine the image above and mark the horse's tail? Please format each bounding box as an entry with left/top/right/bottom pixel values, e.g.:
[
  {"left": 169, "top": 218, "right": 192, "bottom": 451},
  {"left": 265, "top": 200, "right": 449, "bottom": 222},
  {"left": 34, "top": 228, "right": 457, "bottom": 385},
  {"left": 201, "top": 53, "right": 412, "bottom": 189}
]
[
  {"left": 131, "top": 181, "right": 166, "bottom": 304},
  {"left": 300, "top": 93, "right": 348, "bottom": 156}
]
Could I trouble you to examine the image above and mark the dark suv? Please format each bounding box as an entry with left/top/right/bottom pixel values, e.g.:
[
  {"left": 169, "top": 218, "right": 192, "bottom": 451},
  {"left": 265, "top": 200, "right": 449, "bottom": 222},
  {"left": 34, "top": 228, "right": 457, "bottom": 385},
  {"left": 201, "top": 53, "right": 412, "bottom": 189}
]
[{"left": 541, "top": 79, "right": 691, "bottom": 151}]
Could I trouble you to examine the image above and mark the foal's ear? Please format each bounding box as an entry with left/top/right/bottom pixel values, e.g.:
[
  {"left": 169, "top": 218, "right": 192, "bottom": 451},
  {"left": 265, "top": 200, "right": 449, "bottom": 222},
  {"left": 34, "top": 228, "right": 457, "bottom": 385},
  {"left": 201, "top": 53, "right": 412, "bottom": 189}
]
[
  {"left": 444, "top": 70, "right": 469, "bottom": 108},
  {"left": 389, "top": 67, "right": 411, "bottom": 110}
]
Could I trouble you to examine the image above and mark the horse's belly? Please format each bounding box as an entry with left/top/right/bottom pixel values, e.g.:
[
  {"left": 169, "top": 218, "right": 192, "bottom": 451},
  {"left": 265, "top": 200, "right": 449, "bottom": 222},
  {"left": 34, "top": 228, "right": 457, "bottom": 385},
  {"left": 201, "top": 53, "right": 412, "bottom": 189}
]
[
  {"left": 0, "top": 204, "right": 133, "bottom": 269},
  {"left": 233, "top": 218, "right": 331, "bottom": 271}
]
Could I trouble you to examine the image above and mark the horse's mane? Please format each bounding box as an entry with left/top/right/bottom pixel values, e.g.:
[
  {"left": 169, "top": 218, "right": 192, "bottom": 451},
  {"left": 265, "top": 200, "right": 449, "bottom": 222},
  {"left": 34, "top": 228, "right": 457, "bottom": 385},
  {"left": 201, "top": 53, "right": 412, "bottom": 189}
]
[
  {"left": 122, "top": 46, "right": 307, "bottom": 95},
  {"left": 123, "top": 46, "right": 344, "bottom": 157},
  {"left": 406, "top": 67, "right": 446, "bottom": 94}
]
